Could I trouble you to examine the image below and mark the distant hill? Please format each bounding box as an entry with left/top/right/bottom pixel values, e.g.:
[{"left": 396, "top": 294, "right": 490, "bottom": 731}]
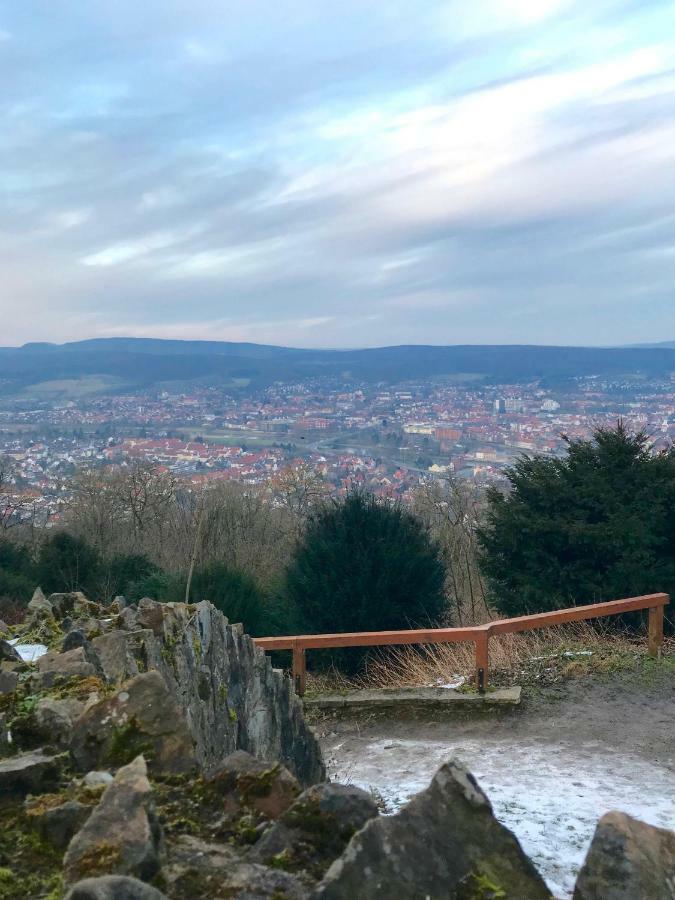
[
  {"left": 628, "top": 340, "right": 675, "bottom": 350},
  {"left": 1, "top": 338, "right": 674, "bottom": 395}
]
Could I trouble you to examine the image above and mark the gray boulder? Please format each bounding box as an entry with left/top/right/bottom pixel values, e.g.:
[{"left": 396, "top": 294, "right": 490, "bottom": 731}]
[
  {"left": 313, "top": 759, "right": 550, "bottom": 900},
  {"left": 27, "top": 586, "right": 53, "bottom": 618},
  {"left": 25, "top": 797, "right": 92, "bottom": 849},
  {"left": 64, "top": 755, "right": 165, "bottom": 884},
  {"left": 0, "top": 669, "right": 18, "bottom": 694},
  {"left": 64, "top": 875, "right": 168, "bottom": 899},
  {"left": 252, "top": 782, "right": 379, "bottom": 878},
  {"left": 91, "top": 630, "right": 142, "bottom": 683},
  {"left": 205, "top": 749, "right": 300, "bottom": 820},
  {"left": 0, "top": 639, "right": 21, "bottom": 662},
  {"left": 0, "top": 750, "right": 63, "bottom": 795},
  {"left": 573, "top": 810, "right": 675, "bottom": 900},
  {"left": 70, "top": 670, "right": 197, "bottom": 774},
  {"left": 35, "top": 696, "right": 85, "bottom": 748},
  {"left": 37, "top": 646, "right": 96, "bottom": 680},
  {"left": 164, "top": 834, "right": 307, "bottom": 899}
]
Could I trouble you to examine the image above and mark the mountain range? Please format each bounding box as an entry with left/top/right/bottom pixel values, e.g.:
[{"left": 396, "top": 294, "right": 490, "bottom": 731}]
[{"left": 1, "top": 338, "right": 674, "bottom": 394}]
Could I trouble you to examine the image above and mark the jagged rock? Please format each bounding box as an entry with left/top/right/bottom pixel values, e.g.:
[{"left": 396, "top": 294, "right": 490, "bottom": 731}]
[
  {"left": 25, "top": 797, "right": 92, "bottom": 848},
  {"left": 91, "top": 630, "right": 142, "bottom": 683},
  {"left": 27, "top": 586, "right": 53, "bottom": 618},
  {"left": 0, "top": 750, "right": 63, "bottom": 794},
  {"left": 0, "top": 669, "right": 18, "bottom": 693},
  {"left": 252, "top": 782, "right": 379, "bottom": 877},
  {"left": 34, "top": 696, "right": 85, "bottom": 748},
  {"left": 47, "top": 591, "right": 101, "bottom": 620},
  {"left": 64, "top": 755, "right": 165, "bottom": 884},
  {"left": 112, "top": 599, "right": 324, "bottom": 787},
  {"left": 313, "top": 759, "right": 550, "bottom": 899},
  {"left": 164, "top": 834, "right": 308, "bottom": 899},
  {"left": 0, "top": 638, "right": 21, "bottom": 662},
  {"left": 37, "top": 646, "right": 96, "bottom": 680},
  {"left": 63, "top": 629, "right": 88, "bottom": 652},
  {"left": 118, "top": 606, "right": 139, "bottom": 630},
  {"left": 0, "top": 619, "right": 9, "bottom": 637},
  {"left": 111, "top": 596, "right": 127, "bottom": 611},
  {"left": 573, "top": 810, "right": 675, "bottom": 899},
  {"left": 70, "top": 670, "right": 197, "bottom": 773},
  {"left": 136, "top": 598, "right": 167, "bottom": 637},
  {"left": 206, "top": 750, "right": 300, "bottom": 820},
  {"left": 63, "top": 875, "right": 168, "bottom": 899}
]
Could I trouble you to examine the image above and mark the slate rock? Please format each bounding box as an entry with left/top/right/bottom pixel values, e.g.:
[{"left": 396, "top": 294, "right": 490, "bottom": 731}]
[
  {"left": 164, "top": 833, "right": 307, "bottom": 899},
  {"left": 63, "top": 875, "right": 168, "bottom": 899},
  {"left": 63, "top": 629, "right": 88, "bottom": 652},
  {"left": 573, "top": 810, "right": 675, "bottom": 900},
  {"left": 313, "top": 759, "right": 550, "bottom": 900},
  {"left": 252, "top": 782, "right": 379, "bottom": 877},
  {"left": 37, "top": 646, "right": 96, "bottom": 680},
  {"left": 27, "top": 587, "right": 53, "bottom": 619},
  {"left": 0, "top": 750, "right": 63, "bottom": 795},
  {"left": 35, "top": 696, "right": 85, "bottom": 748},
  {"left": 91, "top": 630, "right": 141, "bottom": 683},
  {"left": 206, "top": 749, "right": 300, "bottom": 820},
  {"left": 70, "top": 670, "right": 197, "bottom": 773},
  {"left": 0, "top": 669, "right": 19, "bottom": 694},
  {"left": 64, "top": 755, "right": 165, "bottom": 884},
  {"left": 25, "top": 797, "right": 92, "bottom": 849},
  {"left": 0, "top": 639, "right": 21, "bottom": 662}
]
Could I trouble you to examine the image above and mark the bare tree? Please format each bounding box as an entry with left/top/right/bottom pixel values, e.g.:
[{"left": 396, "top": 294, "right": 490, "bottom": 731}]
[
  {"left": 0, "top": 456, "right": 37, "bottom": 532},
  {"left": 411, "top": 475, "right": 490, "bottom": 624}
]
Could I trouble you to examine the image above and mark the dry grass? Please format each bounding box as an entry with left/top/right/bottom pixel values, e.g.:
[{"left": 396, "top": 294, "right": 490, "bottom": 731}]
[{"left": 353, "top": 622, "right": 673, "bottom": 690}]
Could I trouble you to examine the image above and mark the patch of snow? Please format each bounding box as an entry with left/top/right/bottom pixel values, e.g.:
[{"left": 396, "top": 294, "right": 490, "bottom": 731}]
[
  {"left": 7, "top": 640, "right": 49, "bottom": 662},
  {"left": 563, "top": 651, "right": 594, "bottom": 657},
  {"left": 427, "top": 675, "right": 466, "bottom": 690},
  {"left": 328, "top": 737, "right": 675, "bottom": 899}
]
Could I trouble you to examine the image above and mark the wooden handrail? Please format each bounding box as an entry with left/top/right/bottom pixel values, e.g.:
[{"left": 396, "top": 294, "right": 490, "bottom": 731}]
[{"left": 254, "top": 592, "right": 669, "bottom": 696}]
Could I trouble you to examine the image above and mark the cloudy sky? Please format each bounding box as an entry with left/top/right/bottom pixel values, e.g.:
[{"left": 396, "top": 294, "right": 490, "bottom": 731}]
[{"left": 1, "top": 0, "right": 674, "bottom": 348}]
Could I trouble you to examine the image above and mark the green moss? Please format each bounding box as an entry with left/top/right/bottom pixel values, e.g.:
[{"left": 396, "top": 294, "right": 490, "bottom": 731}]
[
  {"left": 269, "top": 849, "right": 294, "bottom": 871},
  {"left": 69, "top": 840, "right": 123, "bottom": 879},
  {"left": 228, "top": 708, "right": 238, "bottom": 723},
  {"left": 457, "top": 870, "right": 507, "bottom": 899},
  {"left": 0, "top": 796, "right": 64, "bottom": 900},
  {"left": 107, "top": 718, "right": 154, "bottom": 766},
  {"left": 192, "top": 636, "right": 202, "bottom": 662}
]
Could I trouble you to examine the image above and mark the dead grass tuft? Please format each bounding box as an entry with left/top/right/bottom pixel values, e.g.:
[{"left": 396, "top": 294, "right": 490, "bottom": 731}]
[{"left": 355, "top": 622, "right": 671, "bottom": 689}]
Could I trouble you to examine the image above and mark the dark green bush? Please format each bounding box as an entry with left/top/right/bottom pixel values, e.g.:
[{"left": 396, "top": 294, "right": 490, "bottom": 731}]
[
  {"left": 36, "top": 531, "right": 101, "bottom": 597},
  {"left": 283, "top": 491, "right": 446, "bottom": 672},
  {"left": 478, "top": 423, "right": 675, "bottom": 628}
]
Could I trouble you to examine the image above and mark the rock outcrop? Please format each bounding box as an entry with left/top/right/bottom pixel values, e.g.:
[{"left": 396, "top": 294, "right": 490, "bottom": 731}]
[
  {"left": 1, "top": 587, "right": 674, "bottom": 899},
  {"left": 573, "top": 810, "right": 675, "bottom": 900},
  {"left": 313, "top": 758, "right": 550, "bottom": 899},
  {"left": 64, "top": 755, "right": 164, "bottom": 884}
]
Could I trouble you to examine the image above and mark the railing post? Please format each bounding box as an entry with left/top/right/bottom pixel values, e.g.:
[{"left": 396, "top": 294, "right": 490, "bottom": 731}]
[
  {"left": 292, "top": 643, "right": 307, "bottom": 696},
  {"left": 475, "top": 630, "right": 489, "bottom": 694},
  {"left": 648, "top": 605, "right": 664, "bottom": 659}
]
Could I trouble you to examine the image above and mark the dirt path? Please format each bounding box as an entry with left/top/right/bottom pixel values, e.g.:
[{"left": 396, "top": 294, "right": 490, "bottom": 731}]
[{"left": 316, "top": 671, "right": 675, "bottom": 899}]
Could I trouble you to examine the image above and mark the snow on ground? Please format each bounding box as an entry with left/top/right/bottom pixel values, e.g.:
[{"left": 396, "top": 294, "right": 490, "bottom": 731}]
[
  {"left": 7, "top": 638, "right": 48, "bottom": 662},
  {"left": 328, "top": 737, "right": 675, "bottom": 899}
]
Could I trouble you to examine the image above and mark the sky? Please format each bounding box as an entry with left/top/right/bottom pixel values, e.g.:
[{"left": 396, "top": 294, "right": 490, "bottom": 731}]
[{"left": 1, "top": 0, "right": 674, "bottom": 349}]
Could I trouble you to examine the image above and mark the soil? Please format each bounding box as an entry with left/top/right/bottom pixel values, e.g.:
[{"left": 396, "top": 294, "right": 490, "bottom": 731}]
[{"left": 314, "top": 667, "right": 675, "bottom": 899}]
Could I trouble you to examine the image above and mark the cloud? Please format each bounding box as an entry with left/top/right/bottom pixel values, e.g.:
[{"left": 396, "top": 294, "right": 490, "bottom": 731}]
[{"left": 0, "top": 0, "right": 674, "bottom": 347}]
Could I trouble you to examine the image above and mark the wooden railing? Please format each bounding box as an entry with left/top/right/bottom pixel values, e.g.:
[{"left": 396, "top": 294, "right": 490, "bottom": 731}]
[{"left": 254, "top": 592, "right": 669, "bottom": 697}]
